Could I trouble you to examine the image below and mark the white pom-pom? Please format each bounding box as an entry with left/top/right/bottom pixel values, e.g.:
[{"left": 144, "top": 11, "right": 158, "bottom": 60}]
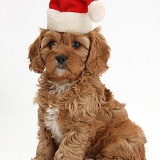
[{"left": 88, "top": 1, "right": 105, "bottom": 23}]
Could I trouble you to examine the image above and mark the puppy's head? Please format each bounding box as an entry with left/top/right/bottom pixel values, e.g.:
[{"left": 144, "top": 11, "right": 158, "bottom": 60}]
[{"left": 28, "top": 28, "right": 110, "bottom": 81}]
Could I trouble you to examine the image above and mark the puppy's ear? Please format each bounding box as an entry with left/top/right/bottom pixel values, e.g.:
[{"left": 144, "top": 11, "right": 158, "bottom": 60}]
[
  {"left": 86, "top": 28, "right": 110, "bottom": 75},
  {"left": 28, "top": 29, "right": 47, "bottom": 73}
]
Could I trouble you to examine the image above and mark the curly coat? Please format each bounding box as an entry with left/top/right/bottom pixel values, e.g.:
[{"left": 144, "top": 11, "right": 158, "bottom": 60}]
[{"left": 28, "top": 28, "right": 146, "bottom": 160}]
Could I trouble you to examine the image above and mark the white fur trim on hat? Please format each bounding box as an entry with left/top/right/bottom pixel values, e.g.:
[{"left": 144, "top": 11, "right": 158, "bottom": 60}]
[{"left": 47, "top": 9, "right": 92, "bottom": 34}]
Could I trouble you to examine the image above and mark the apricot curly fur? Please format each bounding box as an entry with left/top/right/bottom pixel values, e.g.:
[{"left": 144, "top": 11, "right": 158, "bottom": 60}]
[{"left": 28, "top": 28, "right": 147, "bottom": 160}]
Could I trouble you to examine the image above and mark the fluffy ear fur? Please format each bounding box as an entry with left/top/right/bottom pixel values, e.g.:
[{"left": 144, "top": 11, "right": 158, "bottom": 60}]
[
  {"left": 28, "top": 29, "right": 47, "bottom": 73},
  {"left": 86, "top": 28, "right": 110, "bottom": 75}
]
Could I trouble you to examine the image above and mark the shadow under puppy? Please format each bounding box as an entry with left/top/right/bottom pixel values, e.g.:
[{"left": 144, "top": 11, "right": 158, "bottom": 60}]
[{"left": 28, "top": 28, "right": 147, "bottom": 160}]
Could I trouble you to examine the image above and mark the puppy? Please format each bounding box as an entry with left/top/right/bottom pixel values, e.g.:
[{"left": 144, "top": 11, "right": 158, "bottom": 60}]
[{"left": 28, "top": 28, "right": 147, "bottom": 160}]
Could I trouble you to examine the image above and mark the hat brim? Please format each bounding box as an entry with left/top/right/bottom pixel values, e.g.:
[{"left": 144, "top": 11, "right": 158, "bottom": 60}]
[{"left": 47, "top": 9, "right": 92, "bottom": 34}]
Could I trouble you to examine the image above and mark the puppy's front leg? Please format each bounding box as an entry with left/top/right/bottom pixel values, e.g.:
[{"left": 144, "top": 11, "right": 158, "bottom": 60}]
[
  {"left": 34, "top": 127, "right": 55, "bottom": 160},
  {"left": 34, "top": 107, "right": 58, "bottom": 160},
  {"left": 54, "top": 123, "right": 92, "bottom": 160}
]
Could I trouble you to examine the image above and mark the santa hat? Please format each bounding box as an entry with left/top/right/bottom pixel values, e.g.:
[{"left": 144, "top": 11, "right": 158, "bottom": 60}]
[{"left": 47, "top": 0, "right": 105, "bottom": 34}]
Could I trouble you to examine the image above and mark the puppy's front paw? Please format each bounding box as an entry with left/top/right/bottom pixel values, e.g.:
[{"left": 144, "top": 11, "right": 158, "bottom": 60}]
[
  {"left": 54, "top": 150, "right": 84, "bottom": 160},
  {"left": 54, "top": 150, "right": 65, "bottom": 160},
  {"left": 84, "top": 155, "right": 94, "bottom": 160}
]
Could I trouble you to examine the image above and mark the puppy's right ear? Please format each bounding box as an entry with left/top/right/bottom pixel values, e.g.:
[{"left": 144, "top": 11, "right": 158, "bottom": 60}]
[{"left": 28, "top": 29, "right": 47, "bottom": 73}]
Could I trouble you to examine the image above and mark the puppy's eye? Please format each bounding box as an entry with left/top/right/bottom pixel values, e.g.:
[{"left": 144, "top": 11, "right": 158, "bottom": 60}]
[
  {"left": 72, "top": 41, "right": 81, "bottom": 48},
  {"left": 48, "top": 40, "right": 55, "bottom": 48}
]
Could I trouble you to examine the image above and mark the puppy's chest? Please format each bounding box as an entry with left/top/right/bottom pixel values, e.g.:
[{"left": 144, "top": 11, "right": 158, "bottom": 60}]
[
  {"left": 44, "top": 81, "right": 75, "bottom": 143},
  {"left": 44, "top": 107, "right": 63, "bottom": 144}
]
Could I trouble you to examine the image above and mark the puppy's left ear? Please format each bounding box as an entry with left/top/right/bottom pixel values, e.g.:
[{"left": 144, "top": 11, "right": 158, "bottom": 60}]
[{"left": 86, "top": 28, "right": 110, "bottom": 75}]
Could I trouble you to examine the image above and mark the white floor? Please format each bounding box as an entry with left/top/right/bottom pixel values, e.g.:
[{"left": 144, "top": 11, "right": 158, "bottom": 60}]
[{"left": 0, "top": 0, "right": 160, "bottom": 159}]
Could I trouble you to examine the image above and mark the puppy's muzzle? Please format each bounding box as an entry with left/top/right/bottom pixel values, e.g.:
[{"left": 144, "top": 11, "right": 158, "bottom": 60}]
[{"left": 55, "top": 54, "right": 68, "bottom": 64}]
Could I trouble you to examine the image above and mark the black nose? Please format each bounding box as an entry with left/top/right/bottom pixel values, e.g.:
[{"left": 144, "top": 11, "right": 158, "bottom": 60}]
[{"left": 55, "top": 54, "right": 68, "bottom": 64}]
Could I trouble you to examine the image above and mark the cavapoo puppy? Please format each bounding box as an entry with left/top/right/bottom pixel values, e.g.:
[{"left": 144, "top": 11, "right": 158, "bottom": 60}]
[{"left": 28, "top": 28, "right": 147, "bottom": 160}]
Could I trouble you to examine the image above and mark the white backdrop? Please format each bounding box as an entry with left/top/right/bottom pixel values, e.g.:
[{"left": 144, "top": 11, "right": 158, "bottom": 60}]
[{"left": 0, "top": 0, "right": 160, "bottom": 159}]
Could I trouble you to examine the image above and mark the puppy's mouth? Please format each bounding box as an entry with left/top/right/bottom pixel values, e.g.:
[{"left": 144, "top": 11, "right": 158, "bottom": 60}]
[
  {"left": 57, "top": 64, "right": 66, "bottom": 70},
  {"left": 55, "top": 64, "right": 67, "bottom": 76}
]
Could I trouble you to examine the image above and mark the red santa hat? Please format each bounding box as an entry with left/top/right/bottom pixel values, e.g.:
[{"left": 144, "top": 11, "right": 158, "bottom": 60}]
[{"left": 47, "top": 0, "right": 105, "bottom": 34}]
